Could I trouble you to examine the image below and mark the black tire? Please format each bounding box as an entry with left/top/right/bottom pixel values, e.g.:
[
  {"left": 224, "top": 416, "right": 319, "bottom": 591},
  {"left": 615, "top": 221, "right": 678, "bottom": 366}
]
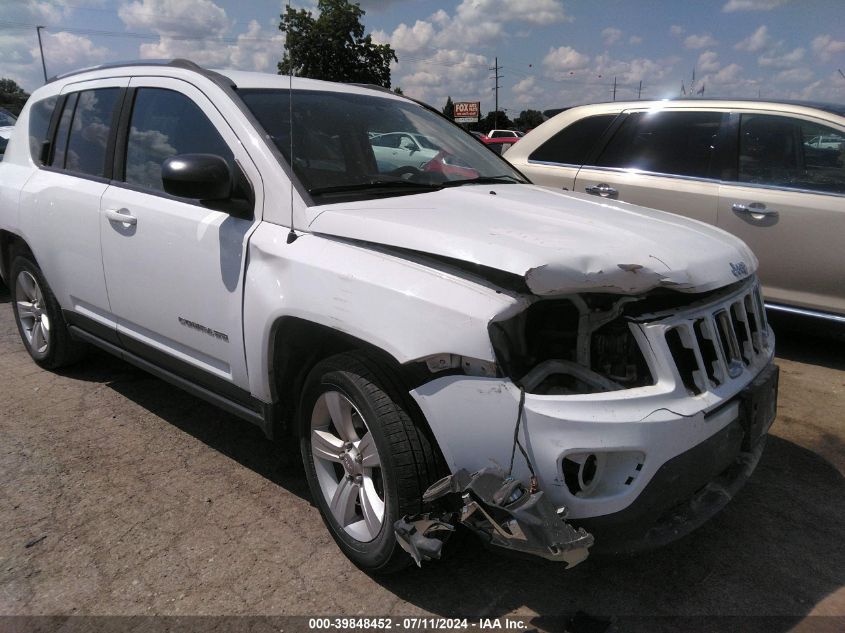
[
  {"left": 10, "top": 254, "right": 86, "bottom": 369},
  {"left": 299, "top": 351, "right": 441, "bottom": 573}
]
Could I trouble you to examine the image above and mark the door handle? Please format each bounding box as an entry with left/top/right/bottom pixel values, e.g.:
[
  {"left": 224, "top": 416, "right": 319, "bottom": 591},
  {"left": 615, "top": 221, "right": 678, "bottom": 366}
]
[
  {"left": 105, "top": 208, "right": 137, "bottom": 226},
  {"left": 732, "top": 202, "right": 778, "bottom": 219},
  {"left": 584, "top": 183, "right": 618, "bottom": 198}
]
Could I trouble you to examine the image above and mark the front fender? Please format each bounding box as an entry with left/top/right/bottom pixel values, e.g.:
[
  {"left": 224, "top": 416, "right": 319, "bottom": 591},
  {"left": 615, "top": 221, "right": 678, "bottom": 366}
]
[{"left": 243, "top": 223, "right": 523, "bottom": 402}]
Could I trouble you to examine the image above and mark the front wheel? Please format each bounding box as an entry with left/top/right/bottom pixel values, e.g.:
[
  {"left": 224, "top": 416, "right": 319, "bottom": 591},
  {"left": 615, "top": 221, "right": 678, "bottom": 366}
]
[{"left": 300, "top": 351, "right": 441, "bottom": 573}]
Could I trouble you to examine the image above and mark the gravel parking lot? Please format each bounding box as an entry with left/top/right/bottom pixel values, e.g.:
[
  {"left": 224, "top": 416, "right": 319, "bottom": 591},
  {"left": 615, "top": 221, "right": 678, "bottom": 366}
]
[{"left": 0, "top": 285, "right": 843, "bottom": 630}]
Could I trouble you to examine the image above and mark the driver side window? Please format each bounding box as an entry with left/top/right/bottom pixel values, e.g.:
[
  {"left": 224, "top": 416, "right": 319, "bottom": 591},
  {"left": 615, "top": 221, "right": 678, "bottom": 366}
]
[{"left": 124, "top": 88, "right": 233, "bottom": 193}]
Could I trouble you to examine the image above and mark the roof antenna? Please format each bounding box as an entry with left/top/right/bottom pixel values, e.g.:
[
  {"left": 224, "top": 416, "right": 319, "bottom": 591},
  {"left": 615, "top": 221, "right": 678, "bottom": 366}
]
[{"left": 285, "top": 0, "right": 298, "bottom": 244}]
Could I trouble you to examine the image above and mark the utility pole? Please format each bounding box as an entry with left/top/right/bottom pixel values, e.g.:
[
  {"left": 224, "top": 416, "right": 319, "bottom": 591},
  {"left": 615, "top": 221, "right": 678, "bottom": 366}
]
[
  {"left": 838, "top": 69, "right": 845, "bottom": 81},
  {"left": 612, "top": 76, "right": 617, "bottom": 101},
  {"left": 36, "top": 26, "right": 48, "bottom": 83},
  {"left": 637, "top": 80, "right": 642, "bottom": 100},
  {"left": 489, "top": 56, "right": 502, "bottom": 129}
]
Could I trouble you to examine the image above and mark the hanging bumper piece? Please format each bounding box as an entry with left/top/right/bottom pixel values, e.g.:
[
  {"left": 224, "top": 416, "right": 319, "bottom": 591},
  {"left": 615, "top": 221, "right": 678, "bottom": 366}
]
[{"left": 394, "top": 467, "right": 594, "bottom": 568}]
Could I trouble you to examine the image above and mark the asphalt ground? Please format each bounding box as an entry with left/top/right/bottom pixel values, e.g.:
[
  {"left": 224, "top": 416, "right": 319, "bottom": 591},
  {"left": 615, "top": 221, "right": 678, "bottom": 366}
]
[{"left": 0, "top": 284, "right": 843, "bottom": 632}]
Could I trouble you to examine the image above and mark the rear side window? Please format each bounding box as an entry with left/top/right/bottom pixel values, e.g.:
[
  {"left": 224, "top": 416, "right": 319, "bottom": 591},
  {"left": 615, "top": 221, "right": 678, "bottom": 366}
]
[
  {"left": 28, "top": 96, "right": 57, "bottom": 165},
  {"left": 64, "top": 88, "right": 120, "bottom": 176},
  {"left": 51, "top": 93, "right": 77, "bottom": 170},
  {"left": 49, "top": 88, "right": 120, "bottom": 177},
  {"left": 529, "top": 114, "right": 616, "bottom": 165},
  {"left": 124, "top": 88, "right": 233, "bottom": 192},
  {"left": 596, "top": 111, "right": 722, "bottom": 178},
  {"left": 738, "top": 114, "right": 845, "bottom": 194}
]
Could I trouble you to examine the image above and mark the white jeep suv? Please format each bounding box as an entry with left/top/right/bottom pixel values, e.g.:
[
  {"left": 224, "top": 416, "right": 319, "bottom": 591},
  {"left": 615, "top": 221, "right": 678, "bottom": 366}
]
[{"left": 0, "top": 60, "right": 778, "bottom": 572}]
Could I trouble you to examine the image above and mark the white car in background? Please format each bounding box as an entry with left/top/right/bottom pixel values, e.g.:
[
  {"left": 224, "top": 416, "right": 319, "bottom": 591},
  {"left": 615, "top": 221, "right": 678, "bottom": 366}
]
[
  {"left": 369, "top": 131, "right": 440, "bottom": 171},
  {"left": 0, "top": 108, "right": 16, "bottom": 160},
  {"left": 487, "top": 129, "right": 524, "bottom": 138}
]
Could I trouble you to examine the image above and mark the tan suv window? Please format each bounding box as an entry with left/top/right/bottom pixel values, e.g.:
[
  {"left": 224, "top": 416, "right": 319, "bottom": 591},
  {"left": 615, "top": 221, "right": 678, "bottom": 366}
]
[
  {"left": 529, "top": 114, "right": 616, "bottom": 165},
  {"left": 595, "top": 111, "right": 722, "bottom": 178},
  {"left": 738, "top": 114, "right": 845, "bottom": 195}
]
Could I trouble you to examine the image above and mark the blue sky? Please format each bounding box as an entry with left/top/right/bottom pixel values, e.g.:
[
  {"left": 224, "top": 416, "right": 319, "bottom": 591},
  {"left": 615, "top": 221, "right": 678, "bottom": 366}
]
[{"left": 1, "top": 0, "right": 843, "bottom": 114}]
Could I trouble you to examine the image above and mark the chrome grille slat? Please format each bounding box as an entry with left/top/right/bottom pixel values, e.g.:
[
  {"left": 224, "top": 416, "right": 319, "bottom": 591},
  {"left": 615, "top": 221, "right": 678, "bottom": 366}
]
[{"left": 659, "top": 282, "right": 769, "bottom": 395}]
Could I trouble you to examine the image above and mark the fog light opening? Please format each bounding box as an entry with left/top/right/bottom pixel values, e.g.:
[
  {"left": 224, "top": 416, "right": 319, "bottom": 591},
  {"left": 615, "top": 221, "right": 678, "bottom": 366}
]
[
  {"left": 562, "top": 453, "right": 602, "bottom": 497},
  {"left": 580, "top": 454, "right": 598, "bottom": 490}
]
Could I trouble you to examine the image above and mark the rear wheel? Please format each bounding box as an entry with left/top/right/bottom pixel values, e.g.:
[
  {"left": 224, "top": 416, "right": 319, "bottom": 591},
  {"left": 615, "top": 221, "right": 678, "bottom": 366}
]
[
  {"left": 10, "top": 255, "right": 85, "bottom": 369},
  {"left": 300, "top": 351, "right": 441, "bottom": 573}
]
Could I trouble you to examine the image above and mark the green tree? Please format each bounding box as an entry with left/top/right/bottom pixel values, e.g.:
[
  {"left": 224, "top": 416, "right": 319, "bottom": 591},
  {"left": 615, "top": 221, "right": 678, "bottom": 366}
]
[
  {"left": 0, "top": 78, "right": 30, "bottom": 116},
  {"left": 478, "top": 110, "right": 514, "bottom": 132},
  {"left": 393, "top": 86, "right": 404, "bottom": 95},
  {"left": 442, "top": 96, "right": 454, "bottom": 120},
  {"left": 514, "top": 109, "right": 544, "bottom": 131},
  {"left": 278, "top": 0, "right": 397, "bottom": 88}
]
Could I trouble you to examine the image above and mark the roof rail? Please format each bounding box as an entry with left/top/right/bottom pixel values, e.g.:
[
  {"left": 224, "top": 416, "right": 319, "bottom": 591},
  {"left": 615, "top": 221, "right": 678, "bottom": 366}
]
[{"left": 47, "top": 59, "right": 235, "bottom": 90}]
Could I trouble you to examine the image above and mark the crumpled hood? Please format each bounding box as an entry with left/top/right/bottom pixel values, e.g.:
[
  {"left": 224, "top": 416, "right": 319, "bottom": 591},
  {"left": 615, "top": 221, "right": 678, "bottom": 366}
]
[{"left": 307, "top": 185, "right": 757, "bottom": 296}]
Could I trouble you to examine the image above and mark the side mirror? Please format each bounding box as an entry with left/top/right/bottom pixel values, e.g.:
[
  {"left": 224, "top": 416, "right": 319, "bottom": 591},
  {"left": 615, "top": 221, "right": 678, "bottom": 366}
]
[{"left": 161, "top": 153, "right": 232, "bottom": 200}]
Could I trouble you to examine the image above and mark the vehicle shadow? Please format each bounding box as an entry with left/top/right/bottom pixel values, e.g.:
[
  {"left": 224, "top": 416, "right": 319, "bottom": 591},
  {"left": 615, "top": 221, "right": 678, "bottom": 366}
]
[
  {"left": 769, "top": 312, "right": 845, "bottom": 371},
  {"left": 56, "top": 347, "right": 311, "bottom": 504},
  {"left": 0, "top": 284, "right": 8, "bottom": 303},
  {"left": 374, "top": 434, "right": 845, "bottom": 630}
]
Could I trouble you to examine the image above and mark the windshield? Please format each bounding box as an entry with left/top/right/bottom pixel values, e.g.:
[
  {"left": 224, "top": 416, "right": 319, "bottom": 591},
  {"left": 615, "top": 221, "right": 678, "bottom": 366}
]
[
  {"left": 0, "top": 110, "right": 16, "bottom": 127},
  {"left": 239, "top": 89, "right": 526, "bottom": 199}
]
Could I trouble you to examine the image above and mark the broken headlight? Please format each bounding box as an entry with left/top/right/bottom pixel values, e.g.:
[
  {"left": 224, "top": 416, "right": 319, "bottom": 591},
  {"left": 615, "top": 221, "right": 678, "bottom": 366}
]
[{"left": 489, "top": 295, "right": 654, "bottom": 395}]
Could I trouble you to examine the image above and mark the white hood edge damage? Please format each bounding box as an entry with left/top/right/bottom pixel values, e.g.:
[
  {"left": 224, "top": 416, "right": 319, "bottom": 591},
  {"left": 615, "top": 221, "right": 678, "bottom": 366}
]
[{"left": 307, "top": 185, "right": 758, "bottom": 296}]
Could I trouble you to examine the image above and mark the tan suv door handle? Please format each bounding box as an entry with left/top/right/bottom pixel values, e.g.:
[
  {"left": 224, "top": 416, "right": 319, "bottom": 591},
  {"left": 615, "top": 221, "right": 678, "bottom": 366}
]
[
  {"left": 584, "top": 183, "right": 618, "bottom": 198},
  {"left": 732, "top": 202, "right": 778, "bottom": 219}
]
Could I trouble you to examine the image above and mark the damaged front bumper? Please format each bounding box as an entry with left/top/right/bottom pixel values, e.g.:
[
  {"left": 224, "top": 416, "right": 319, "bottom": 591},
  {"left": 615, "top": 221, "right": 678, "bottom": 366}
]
[
  {"left": 399, "top": 282, "right": 777, "bottom": 567},
  {"left": 395, "top": 467, "right": 594, "bottom": 568}
]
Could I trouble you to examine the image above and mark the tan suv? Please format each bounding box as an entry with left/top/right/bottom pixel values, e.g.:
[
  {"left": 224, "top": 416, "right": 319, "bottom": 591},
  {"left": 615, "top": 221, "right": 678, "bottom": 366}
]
[{"left": 507, "top": 100, "right": 845, "bottom": 321}]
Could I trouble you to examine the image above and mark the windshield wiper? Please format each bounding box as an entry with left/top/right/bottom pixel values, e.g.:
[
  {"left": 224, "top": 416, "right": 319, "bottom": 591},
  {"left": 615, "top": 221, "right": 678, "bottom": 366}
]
[
  {"left": 308, "top": 180, "right": 443, "bottom": 196},
  {"left": 440, "top": 175, "right": 527, "bottom": 187}
]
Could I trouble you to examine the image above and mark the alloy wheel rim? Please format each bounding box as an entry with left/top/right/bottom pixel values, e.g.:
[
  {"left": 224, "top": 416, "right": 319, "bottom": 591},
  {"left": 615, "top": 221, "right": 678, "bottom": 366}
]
[
  {"left": 15, "top": 271, "right": 50, "bottom": 355},
  {"left": 310, "top": 390, "right": 385, "bottom": 542}
]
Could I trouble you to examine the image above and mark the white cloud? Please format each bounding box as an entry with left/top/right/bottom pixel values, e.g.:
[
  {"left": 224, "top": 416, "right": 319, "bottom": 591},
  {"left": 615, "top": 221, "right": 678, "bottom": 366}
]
[
  {"left": 137, "top": 19, "right": 283, "bottom": 72},
  {"left": 812, "top": 34, "right": 845, "bottom": 62},
  {"left": 697, "top": 51, "right": 721, "bottom": 73},
  {"left": 722, "top": 0, "right": 788, "bottom": 12},
  {"left": 542, "top": 46, "right": 591, "bottom": 78},
  {"left": 452, "top": 0, "right": 572, "bottom": 26},
  {"left": 383, "top": 0, "right": 571, "bottom": 52},
  {"left": 758, "top": 46, "right": 805, "bottom": 68},
  {"left": 670, "top": 25, "right": 685, "bottom": 37},
  {"left": 773, "top": 67, "right": 814, "bottom": 83},
  {"left": 38, "top": 31, "right": 108, "bottom": 70},
  {"left": 684, "top": 33, "right": 718, "bottom": 49},
  {"left": 119, "top": 0, "right": 230, "bottom": 38},
  {"left": 601, "top": 27, "right": 623, "bottom": 47},
  {"left": 511, "top": 76, "right": 546, "bottom": 105},
  {"left": 629, "top": 35, "right": 643, "bottom": 45},
  {"left": 117, "top": 0, "right": 283, "bottom": 73},
  {"left": 714, "top": 63, "right": 743, "bottom": 83},
  {"left": 793, "top": 71, "right": 845, "bottom": 102},
  {"left": 734, "top": 25, "right": 770, "bottom": 52},
  {"left": 377, "top": 20, "right": 434, "bottom": 53},
  {"left": 396, "top": 49, "right": 489, "bottom": 105}
]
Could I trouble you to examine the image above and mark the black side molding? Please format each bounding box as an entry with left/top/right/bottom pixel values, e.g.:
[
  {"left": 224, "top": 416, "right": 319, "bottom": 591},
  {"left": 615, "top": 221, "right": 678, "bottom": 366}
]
[{"left": 68, "top": 325, "right": 276, "bottom": 437}]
